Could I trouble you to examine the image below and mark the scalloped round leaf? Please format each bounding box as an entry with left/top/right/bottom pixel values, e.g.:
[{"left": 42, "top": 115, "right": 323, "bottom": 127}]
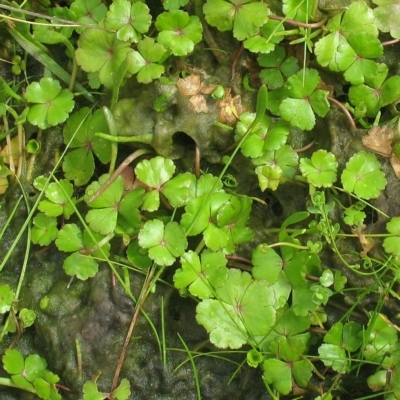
[
  {"left": 156, "top": 10, "right": 202, "bottom": 56},
  {"left": 341, "top": 151, "right": 386, "bottom": 199},
  {"left": 252, "top": 244, "right": 282, "bottom": 284},
  {"left": 76, "top": 28, "right": 132, "bottom": 89},
  {"left": 105, "top": 0, "right": 151, "bottom": 42},
  {"left": 127, "top": 240, "right": 152, "bottom": 269},
  {"left": 85, "top": 174, "right": 124, "bottom": 208},
  {"left": 55, "top": 224, "right": 83, "bottom": 252},
  {"left": 70, "top": 0, "right": 107, "bottom": 34},
  {"left": 262, "top": 358, "right": 292, "bottom": 395},
  {"left": 63, "top": 252, "right": 98, "bottom": 280},
  {"left": 196, "top": 298, "right": 247, "bottom": 349},
  {"left": 2, "top": 349, "right": 25, "bottom": 375},
  {"left": 215, "top": 269, "right": 276, "bottom": 336},
  {"left": 0, "top": 284, "right": 15, "bottom": 313},
  {"left": 318, "top": 343, "right": 349, "bottom": 372},
  {"left": 135, "top": 156, "right": 175, "bottom": 188},
  {"left": 162, "top": 172, "right": 196, "bottom": 207},
  {"left": 31, "top": 213, "right": 58, "bottom": 246},
  {"left": 300, "top": 150, "right": 338, "bottom": 187},
  {"left": 255, "top": 164, "right": 282, "bottom": 191},
  {"left": 203, "top": 0, "right": 269, "bottom": 40},
  {"left": 280, "top": 98, "right": 315, "bottom": 131},
  {"left": 373, "top": 0, "right": 400, "bottom": 39},
  {"left": 383, "top": 217, "right": 400, "bottom": 256},
  {"left": 174, "top": 250, "right": 228, "bottom": 298},
  {"left": 138, "top": 220, "right": 187, "bottom": 266},
  {"left": 62, "top": 148, "right": 95, "bottom": 186},
  {"left": 86, "top": 208, "right": 118, "bottom": 235},
  {"left": 244, "top": 19, "right": 283, "bottom": 54},
  {"left": 25, "top": 78, "right": 75, "bottom": 129}
]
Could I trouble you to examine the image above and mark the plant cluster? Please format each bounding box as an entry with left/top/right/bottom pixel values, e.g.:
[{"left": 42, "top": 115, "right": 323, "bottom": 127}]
[{"left": 1, "top": 0, "right": 400, "bottom": 399}]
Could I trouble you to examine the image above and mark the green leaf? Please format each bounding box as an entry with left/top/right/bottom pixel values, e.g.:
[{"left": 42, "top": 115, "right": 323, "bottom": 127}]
[
  {"left": 383, "top": 217, "right": 400, "bottom": 256},
  {"left": 258, "top": 46, "right": 299, "bottom": 90},
  {"left": 174, "top": 250, "right": 228, "bottom": 298},
  {"left": 55, "top": 224, "right": 83, "bottom": 252},
  {"left": 278, "top": 69, "right": 329, "bottom": 130},
  {"left": 3, "top": 349, "right": 25, "bottom": 375},
  {"left": 373, "top": 0, "right": 400, "bottom": 39},
  {"left": 112, "top": 378, "right": 131, "bottom": 400},
  {"left": 138, "top": 220, "right": 187, "bottom": 266},
  {"left": 244, "top": 19, "right": 283, "bottom": 54},
  {"left": 162, "top": 172, "right": 196, "bottom": 208},
  {"left": 38, "top": 179, "right": 75, "bottom": 219},
  {"left": 126, "top": 37, "right": 167, "bottom": 84},
  {"left": 156, "top": 10, "right": 202, "bottom": 56},
  {"left": 236, "top": 113, "right": 289, "bottom": 158},
  {"left": 253, "top": 145, "right": 299, "bottom": 191},
  {"left": 62, "top": 148, "right": 95, "bottom": 186},
  {"left": 196, "top": 269, "right": 276, "bottom": 349},
  {"left": 126, "top": 239, "right": 152, "bottom": 269},
  {"left": 300, "top": 150, "right": 338, "bottom": 188},
  {"left": 76, "top": 28, "right": 132, "bottom": 89},
  {"left": 341, "top": 151, "right": 386, "bottom": 199},
  {"left": 283, "top": 0, "right": 317, "bottom": 22},
  {"left": 31, "top": 213, "right": 58, "bottom": 246},
  {"left": 105, "top": 0, "right": 151, "bottom": 43},
  {"left": 262, "top": 359, "right": 292, "bottom": 395},
  {"left": 25, "top": 78, "right": 75, "bottom": 129},
  {"left": 318, "top": 343, "right": 348, "bottom": 372},
  {"left": 63, "top": 107, "right": 111, "bottom": 163},
  {"left": 63, "top": 252, "right": 99, "bottom": 280},
  {"left": 251, "top": 244, "right": 282, "bottom": 284},
  {"left": 0, "top": 284, "right": 15, "bottom": 313},
  {"left": 84, "top": 175, "right": 124, "bottom": 235},
  {"left": 163, "top": 0, "right": 189, "bottom": 10},
  {"left": 203, "top": 0, "right": 270, "bottom": 41},
  {"left": 70, "top": 0, "right": 107, "bottom": 34}
]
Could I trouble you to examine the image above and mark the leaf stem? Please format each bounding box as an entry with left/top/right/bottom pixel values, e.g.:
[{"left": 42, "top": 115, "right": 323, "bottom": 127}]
[{"left": 328, "top": 97, "right": 356, "bottom": 130}]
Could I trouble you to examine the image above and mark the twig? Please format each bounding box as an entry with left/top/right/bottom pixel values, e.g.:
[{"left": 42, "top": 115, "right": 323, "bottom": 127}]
[
  {"left": 294, "top": 140, "right": 316, "bottom": 153},
  {"left": 87, "top": 148, "right": 151, "bottom": 204},
  {"left": 194, "top": 146, "right": 201, "bottom": 179},
  {"left": 231, "top": 43, "right": 244, "bottom": 81}
]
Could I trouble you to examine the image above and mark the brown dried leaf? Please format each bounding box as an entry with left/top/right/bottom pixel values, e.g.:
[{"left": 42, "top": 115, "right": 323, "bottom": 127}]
[
  {"left": 217, "top": 88, "right": 245, "bottom": 125},
  {"left": 362, "top": 125, "right": 394, "bottom": 157},
  {"left": 188, "top": 94, "right": 209, "bottom": 113},
  {"left": 177, "top": 74, "right": 201, "bottom": 96}
]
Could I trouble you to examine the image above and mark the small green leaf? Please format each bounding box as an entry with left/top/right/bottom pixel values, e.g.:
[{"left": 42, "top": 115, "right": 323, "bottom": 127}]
[
  {"left": 3, "top": 349, "right": 26, "bottom": 375},
  {"left": 299, "top": 150, "right": 338, "bottom": 188},
  {"left": 76, "top": 28, "right": 132, "bottom": 89},
  {"left": 162, "top": 172, "right": 196, "bottom": 207},
  {"left": 203, "top": 0, "right": 270, "bottom": 40},
  {"left": 38, "top": 179, "right": 75, "bottom": 218},
  {"left": 0, "top": 284, "right": 15, "bottom": 313},
  {"left": 70, "top": 0, "right": 107, "bottom": 34},
  {"left": 112, "top": 378, "right": 131, "bottom": 400},
  {"left": 341, "top": 151, "right": 386, "bottom": 199},
  {"left": 373, "top": 0, "right": 400, "bottom": 39},
  {"left": 383, "top": 217, "right": 400, "bottom": 256},
  {"left": 31, "top": 213, "right": 58, "bottom": 246},
  {"left": 196, "top": 269, "right": 276, "bottom": 348},
  {"left": 105, "top": 0, "right": 151, "bottom": 43},
  {"left": 138, "top": 220, "right": 187, "bottom": 266},
  {"left": 262, "top": 359, "right": 292, "bottom": 395},
  {"left": 156, "top": 10, "right": 202, "bottom": 56},
  {"left": 278, "top": 69, "right": 329, "bottom": 131},
  {"left": 258, "top": 46, "right": 299, "bottom": 90},
  {"left": 244, "top": 19, "right": 283, "bottom": 54},
  {"left": 252, "top": 244, "right": 282, "bottom": 284},
  {"left": 55, "top": 224, "right": 84, "bottom": 252},
  {"left": 63, "top": 252, "right": 99, "bottom": 280},
  {"left": 25, "top": 78, "right": 75, "bottom": 129},
  {"left": 318, "top": 343, "right": 348, "bottom": 372},
  {"left": 174, "top": 250, "right": 228, "bottom": 298}
]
